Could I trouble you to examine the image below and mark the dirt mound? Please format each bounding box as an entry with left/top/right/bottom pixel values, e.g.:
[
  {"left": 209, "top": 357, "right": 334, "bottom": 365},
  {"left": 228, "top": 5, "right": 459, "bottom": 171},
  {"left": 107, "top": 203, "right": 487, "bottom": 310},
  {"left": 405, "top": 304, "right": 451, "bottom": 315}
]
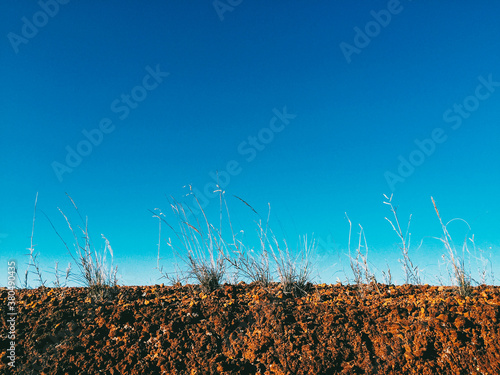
[{"left": 1, "top": 283, "right": 499, "bottom": 374}]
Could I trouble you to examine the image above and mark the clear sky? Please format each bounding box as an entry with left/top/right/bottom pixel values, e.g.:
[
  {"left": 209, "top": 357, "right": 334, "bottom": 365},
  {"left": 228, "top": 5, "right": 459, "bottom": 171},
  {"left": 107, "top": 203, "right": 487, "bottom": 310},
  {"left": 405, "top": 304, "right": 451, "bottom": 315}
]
[{"left": 1, "top": 1, "right": 499, "bottom": 287}]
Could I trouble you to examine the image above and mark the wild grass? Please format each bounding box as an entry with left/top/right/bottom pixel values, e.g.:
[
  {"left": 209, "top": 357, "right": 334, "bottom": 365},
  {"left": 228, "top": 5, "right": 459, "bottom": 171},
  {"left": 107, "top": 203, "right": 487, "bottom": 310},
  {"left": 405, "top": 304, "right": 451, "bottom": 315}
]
[
  {"left": 474, "top": 240, "right": 494, "bottom": 285},
  {"left": 151, "top": 191, "right": 496, "bottom": 295},
  {"left": 383, "top": 193, "right": 421, "bottom": 285},
  {"left": 153, "top": 186, "right": 316, "bottom": 295},
  {"left": 340, "top": 195, "right": 493, "bottom": 296},
  {"left": 381, "top": 263, "right": 392, "bottom": 285},
  {"left": 152, "top": 186, "right": 227, "bottom": 293},
  {"left": 32, "top": 194, "right": 119, "bottom": 300},
  {"left": 52, "top": 261, "right": 72, "bottom": 288},
  {"left": 222, "top": 197, "right": 273, "bottom": 287},
  {"left": 245, "top": 202, "right": 316, "bottom": 296},
  {"left": 224, "top": 215, "right": 273, "bottom": 288},
  {"left": 225, "top": 199, "right": 314, "bottom": 294},
  {"left": 22, "top": 192, "right": 46, "bottom": 289},
  {"left": 269, "top": 233, "right": 316, "bottom": 296},
  {"left": 19, "top": 192, "right": 495, "bottom": 294},
  {"left": 345, "top": 214, "right": 380, "bottom": 295},
  {"left": 431, "top": 197, "right": 473, "bottom": 297}
]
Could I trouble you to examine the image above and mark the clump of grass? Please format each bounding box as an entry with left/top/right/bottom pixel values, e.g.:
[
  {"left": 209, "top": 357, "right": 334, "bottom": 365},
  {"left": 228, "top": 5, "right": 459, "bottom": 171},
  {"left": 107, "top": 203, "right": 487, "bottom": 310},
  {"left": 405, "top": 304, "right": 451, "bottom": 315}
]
[
  {"left": 52, "top": 261, "right": 72, "bottom": 288},
  {"left": 46, "top": 194, "right": 118, "bottom": 300},
  {"left": 345, "top": 214, "right": 379, "bottom": 294},
  {"left": 381, "top": 263, "right": 392, "bottom": 285},
  {"left": 224, "top": 224, "right": 273, "bottom": 287},
  {"left": 431, "top": 197, "right": 472, "bottom": 297},
  {"left": 383, "top": 194, "right": 421, "bottom": 285},
  {"left": 237, "top": 199, "right": 315, "bottom": 297},
  {"left": 22, "top": 192, "right": 46, "bottom": 289},
  {"left": 472, "top": 238, "right": 494, "bottom": 285},
  {"left": 152, "top": 190, "right": 492, "bottom": 293},
  {"left": 154, "top": 189, "right": 316, "bottom": 296},
  {"left": 224, "top": 199, "right": 272, "bottom": 287},
  {"left": 153, "top": 186, "right": 227, "bottom": 293},
  {"left": 269, "top": 233, "right": 315, "bottom": 297}
]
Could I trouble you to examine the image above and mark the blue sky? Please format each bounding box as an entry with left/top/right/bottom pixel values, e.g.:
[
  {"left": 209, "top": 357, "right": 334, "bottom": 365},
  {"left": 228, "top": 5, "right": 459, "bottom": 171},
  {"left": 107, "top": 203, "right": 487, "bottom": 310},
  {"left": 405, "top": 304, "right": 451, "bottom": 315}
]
[{"left": 1, "top": 1, "right": 499, "bottom": 287}]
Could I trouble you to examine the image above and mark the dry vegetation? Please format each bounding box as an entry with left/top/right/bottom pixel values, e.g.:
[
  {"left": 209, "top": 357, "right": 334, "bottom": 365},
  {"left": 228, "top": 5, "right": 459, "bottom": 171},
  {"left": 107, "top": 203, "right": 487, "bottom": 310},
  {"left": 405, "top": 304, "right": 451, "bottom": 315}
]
[{"left": 15, "top": 189, "right": 495, "bottom": 298}]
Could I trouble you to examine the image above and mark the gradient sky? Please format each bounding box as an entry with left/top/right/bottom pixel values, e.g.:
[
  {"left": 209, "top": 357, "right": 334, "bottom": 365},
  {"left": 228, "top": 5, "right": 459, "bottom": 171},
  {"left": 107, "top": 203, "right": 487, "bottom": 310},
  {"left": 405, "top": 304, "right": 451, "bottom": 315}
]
[{"left": 1, "top": 1, "right": 499, "bottom": 287}]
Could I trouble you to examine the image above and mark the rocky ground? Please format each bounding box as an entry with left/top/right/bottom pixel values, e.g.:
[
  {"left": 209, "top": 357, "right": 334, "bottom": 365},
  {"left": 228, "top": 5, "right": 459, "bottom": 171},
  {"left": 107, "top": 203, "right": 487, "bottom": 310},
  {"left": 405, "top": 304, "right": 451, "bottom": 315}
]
[{"left": 1, "top": 282, "right": 499, "bottom": 374}]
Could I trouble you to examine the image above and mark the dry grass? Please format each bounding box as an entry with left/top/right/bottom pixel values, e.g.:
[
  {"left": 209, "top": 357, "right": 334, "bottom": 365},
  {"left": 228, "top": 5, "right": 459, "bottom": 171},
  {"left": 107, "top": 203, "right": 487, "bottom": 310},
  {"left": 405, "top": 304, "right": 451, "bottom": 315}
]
[
  {"left": 45, "top": 194, "right": 118, "bottom": 299},
  {"left": 22, "top": 192, "right": 46, "bottom": 289},
  {"left": 220, "top": 196, "right": 273, "bottom": 287},
  {"left": 152, "top": 191, "right": 494, "bottom": 294},
  {"left": 153, "top": 188, "right": 316, "bottom": 296},
  {"left": 19, "top": 193, "right": 118, "bottom": 300},
  {"left": 233, "top": 199, "right": 316, "bottom": 296},
  {"left": 431, "top": 197, "right": 473, "bottom": 297},
  {"left": 152, "top": 186, "right": 227, "bottom": 293},
  {"left": 266, "top": 232, "right": 315, "bottom": 296},
  {"left": 383, "top": 194, "right": 421, "bottom": 285},
  {"left": 52, "top": 261, "right": 72, "bottom": 288},
  {"left": 18, "top": 192, "right": 495, "bottom": 293},
  {"left": 345, "top": 213, "right": 380, "bottom": 295}
]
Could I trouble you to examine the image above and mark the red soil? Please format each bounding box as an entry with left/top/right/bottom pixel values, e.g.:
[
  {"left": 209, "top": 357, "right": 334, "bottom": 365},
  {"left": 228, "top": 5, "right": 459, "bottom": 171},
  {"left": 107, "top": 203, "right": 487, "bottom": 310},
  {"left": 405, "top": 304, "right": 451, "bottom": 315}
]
[{"left": 1, "top": 283, "right": 499, "bottom": 374}]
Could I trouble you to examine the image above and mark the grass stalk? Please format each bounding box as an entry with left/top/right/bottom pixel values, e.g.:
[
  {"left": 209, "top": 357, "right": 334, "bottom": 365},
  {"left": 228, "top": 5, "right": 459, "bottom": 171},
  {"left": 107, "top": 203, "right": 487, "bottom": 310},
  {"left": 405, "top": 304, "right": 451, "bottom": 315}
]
[
  {"left": 346, "top": 213, "right": 380, "bottom": 294},
  {"left": 224, "top": 199, "right": 272, "bottom": 287},
  {"left": 24, "top": 192, "right": 46, "bottom": 289},
  {"left": 153, "top": 186, "right": 227, "bottom": 293},
  {"left": 44, "top": 194, "right": 118, "bottom": 299},
  {"left": 431, "top": 197, "right": 472, "bottom": 296},
  {"left": 383, "top": 194, "right": 421, "bottom": 285}
]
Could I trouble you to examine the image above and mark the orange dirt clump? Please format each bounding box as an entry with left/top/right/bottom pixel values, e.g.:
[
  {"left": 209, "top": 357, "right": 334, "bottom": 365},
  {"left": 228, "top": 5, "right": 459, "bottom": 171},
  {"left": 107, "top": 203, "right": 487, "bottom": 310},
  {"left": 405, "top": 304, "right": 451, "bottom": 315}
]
[{"left": 1, "top": 283, "right": 500, "bottom": 374}]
